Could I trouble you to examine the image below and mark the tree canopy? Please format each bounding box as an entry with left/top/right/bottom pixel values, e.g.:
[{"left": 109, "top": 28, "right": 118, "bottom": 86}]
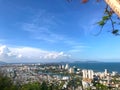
[{"left": 0, "top": 73, "right": 17, "bottom": 90}]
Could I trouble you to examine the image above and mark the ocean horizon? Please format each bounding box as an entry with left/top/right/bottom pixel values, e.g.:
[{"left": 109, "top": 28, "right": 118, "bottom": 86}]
[
  {"left": 1, "top": 61, "right": 120, "bottom": 73},
  {"left": 69, "top": 62, "right": 120, "bottom": 73}
]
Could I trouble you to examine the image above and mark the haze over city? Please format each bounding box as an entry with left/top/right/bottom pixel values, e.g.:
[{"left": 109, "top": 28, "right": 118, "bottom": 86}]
[{"left": 0, "top": 0, "right": 120, "bottom": 63}]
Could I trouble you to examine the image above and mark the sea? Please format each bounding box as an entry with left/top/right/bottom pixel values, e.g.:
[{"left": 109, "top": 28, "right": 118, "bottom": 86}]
[
  {"left": 1, "top": 62, "right": 120, "bottom": 73},
  {"left": 69, "top": 62, "right": 120, "bottom": 73}
]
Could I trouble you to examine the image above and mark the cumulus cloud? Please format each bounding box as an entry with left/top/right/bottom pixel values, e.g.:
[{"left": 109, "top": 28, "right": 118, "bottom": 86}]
[
  {"left": 0, "top": 45, "right": 10, "bottom": 55},
  {"left": 0, "top": 45, "right": 70, "bottom": 63}
]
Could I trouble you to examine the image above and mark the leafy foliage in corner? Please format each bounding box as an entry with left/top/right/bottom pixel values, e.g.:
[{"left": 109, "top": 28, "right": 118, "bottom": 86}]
[
  {"left": 67, "top": 0, "right": 120, "bottom": 36},
  {"left": 97, "top": 5, "right": 120, "bottom": 35}
]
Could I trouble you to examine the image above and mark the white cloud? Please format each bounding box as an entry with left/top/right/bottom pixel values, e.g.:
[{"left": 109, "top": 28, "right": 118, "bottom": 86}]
[
  {"left": 0, "top": 45, "right": 70, "bottom": 63},
  {"left": 0, "top": 45, "right": 10, "bottom": 55}
]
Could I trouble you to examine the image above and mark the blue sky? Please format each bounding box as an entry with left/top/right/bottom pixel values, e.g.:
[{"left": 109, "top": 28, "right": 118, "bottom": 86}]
[{"left": 0, "top": 0, "right": 120, "bottom": 62}]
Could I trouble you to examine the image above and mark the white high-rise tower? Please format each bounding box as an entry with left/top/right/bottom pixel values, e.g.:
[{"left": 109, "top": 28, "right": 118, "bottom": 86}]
[
  {"left": 88, "top": 70, "right": 94, "bottom": 79},
  {"left": 82, "top": 69, "right": 94, "bottom": 79},
  {"left": 82, "top": 69, "right": 88, "bottom": 78},
  {"left": 65, "top": 64, "right": 69, "bottom": 70},
  {"left": 104, "top": 69, "right": 108, "bottom": 76}
]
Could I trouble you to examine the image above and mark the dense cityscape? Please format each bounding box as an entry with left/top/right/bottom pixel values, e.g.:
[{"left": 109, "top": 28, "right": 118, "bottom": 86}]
[{"left": 0, "top": 63, "right": 120, "bottom": 90}]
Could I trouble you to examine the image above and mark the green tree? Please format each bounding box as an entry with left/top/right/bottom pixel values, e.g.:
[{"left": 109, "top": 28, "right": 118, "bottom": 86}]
[
  {"left": 0, "top": 73, "right": 17, "bottom": 90},
  {"left": 96, "top": 83, "right": 108, "bottom": 90},
  {"left": 21, "top": 82, "right": 41, "bottom": 90},
  {"left": 40, "top": 81, "right": 48, "bottom": 90}
]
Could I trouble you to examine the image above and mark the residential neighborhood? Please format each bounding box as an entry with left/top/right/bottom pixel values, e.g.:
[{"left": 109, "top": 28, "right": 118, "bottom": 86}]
[{"left": 0, "top": 63, "right": 120, "bottom": 90}]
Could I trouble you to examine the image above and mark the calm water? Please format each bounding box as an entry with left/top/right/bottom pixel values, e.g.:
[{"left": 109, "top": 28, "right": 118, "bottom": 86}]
[{"left": 69, "top": 62, "right": 120, "bottom": 73}]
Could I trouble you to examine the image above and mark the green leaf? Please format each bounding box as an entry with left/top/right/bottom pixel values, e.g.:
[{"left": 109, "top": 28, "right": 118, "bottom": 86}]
[
  {"left": 112, "top": 30, "right": 119, "bottom": 34},
  {"left": 97, "top": 20, "right": 105, "bottom": 26},
  {"left": 102, "top": 15, "right": 109, "bottom": 21}
]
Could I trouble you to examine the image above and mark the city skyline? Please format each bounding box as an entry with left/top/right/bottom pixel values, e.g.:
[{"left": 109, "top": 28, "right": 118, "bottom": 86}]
[{"left": 0, "top": 0, "right": 120, "bottom": 63}]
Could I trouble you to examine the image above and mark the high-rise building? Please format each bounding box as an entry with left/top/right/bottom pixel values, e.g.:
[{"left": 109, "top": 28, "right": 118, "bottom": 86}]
[
  {"left": 59, "top": 65, "right": 62, "bottom": 69},
  {"left": 82, "top": 69, "right": 88, "bottom": 79},
  {"left": 69, "top": 68, "right": 74, "bottom": 73},
  {"left": 65, "top": 64, "right": 69, "bottom": 70},
  {"left": 104, "top": 69, "right": 108, "bottom": 76},
  {"left": 62, "top": 65, "right": 64, "bottom": 69},
  {"left": 82, "top": 69, "right": 94, "bottom": 79},
  {"left": 88, "top": 70, "right": 94, "bottom": 79}
]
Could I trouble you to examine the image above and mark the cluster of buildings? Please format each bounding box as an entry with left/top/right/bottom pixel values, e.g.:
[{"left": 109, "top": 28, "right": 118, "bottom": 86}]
[
  {"left": 0, "top": 63, "right": 120, "bottom": 90},
  {"left": 82, "top": 69, "right": 120, "bottom": 89},
  {"left": 0, "top": 64, "right": 77, "bottom": 86}
]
